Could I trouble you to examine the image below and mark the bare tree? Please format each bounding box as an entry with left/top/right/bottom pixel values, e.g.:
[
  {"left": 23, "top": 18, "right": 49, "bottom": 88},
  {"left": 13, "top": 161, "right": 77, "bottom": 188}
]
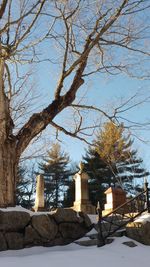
[{"left": 0, "top": 0, "right": 150, "bottom": 207}]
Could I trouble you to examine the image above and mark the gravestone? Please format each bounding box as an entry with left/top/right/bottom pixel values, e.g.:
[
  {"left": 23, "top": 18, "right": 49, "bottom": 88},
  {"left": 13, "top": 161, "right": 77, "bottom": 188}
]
[
  {"left": 34, "top": 174, "right": 45, "bottom": 212},
  {"left": 72, "top": 162, "right": 95, "bottom": 214},
  {"left": 103, "top": 186, "right": 126, "bottom": 215}
]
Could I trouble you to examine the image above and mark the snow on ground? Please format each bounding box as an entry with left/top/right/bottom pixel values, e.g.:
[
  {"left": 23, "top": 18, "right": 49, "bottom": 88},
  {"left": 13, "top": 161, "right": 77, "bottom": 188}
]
[
  {"left": 0, "top": 206, "right": 56, "bottom": 216},
  {"left": 135, "top": 212, "right": 150, "bottom": 223},
  {"left": 0, "top": 236, "right": 150, "bottom": 267},
  {"left": 0, "top": 206, "right": 97, "bottom": 218},
  {"left": 89, "top": 212, "right": 150, "bottom": 225},
  {"left": 0, "top": 206, "right": 34, "bottom": 215}
]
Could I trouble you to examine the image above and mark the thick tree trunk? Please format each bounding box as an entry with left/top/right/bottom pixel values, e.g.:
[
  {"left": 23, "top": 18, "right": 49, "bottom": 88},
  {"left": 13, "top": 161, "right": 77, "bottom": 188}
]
[
  {"left": 0, "top": 142, "right": 17, "bottom": 207},
  {"left": 0, "top": 57, "right": 17, "bottom": 207}
]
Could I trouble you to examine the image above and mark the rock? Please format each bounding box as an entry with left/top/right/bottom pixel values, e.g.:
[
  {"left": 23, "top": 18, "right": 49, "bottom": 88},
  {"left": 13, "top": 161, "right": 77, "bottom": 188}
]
[
  {"left": 122, "top": 241, "right": 137, "bottom": 247},
  {"left": 5, "top": 233, "right": 23, "bottom": 250},
  {"left": 44, "top": 237, "right": 69, "bottom": 247},
  {"left": 24, "top": 225, "right": 42, "bottom": 246},
  {"left": 126, "top": 221, "right": 150, "bottom": 245},
  {"left": 0, "top": 233, "right": 7, "bottom": 251},
  {"left": 106, "top": 238, "right": 114, "bottom": 244},
  {"left": 32, "top": 215, "right": 58, "bottom": 240},
  {"left": 52, "top": 208, "right": 79, "bottom": 223},
  {"left": 74, "top": 239, "right": 97, "bottom": 246},
  {"left": 0, "top": 211, "right": 30, "bottom": 231},
  {"left": 79, "top": 212, "right": 93, "bottom": 228},
  {"left": 59, "top": 222, "right": 88, "bottom": 240}
]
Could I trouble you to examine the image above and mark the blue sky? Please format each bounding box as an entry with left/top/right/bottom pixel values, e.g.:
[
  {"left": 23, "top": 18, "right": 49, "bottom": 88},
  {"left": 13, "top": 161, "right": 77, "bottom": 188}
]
[
  {"left": 25, "top": 60, "right": 150, "bottom": 175},
  {"left": 66, "top": 75, "right": 150, "bottom": 165}
]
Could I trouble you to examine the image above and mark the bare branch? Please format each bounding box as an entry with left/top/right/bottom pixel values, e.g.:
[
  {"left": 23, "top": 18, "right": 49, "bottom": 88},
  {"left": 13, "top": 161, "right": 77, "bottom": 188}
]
[
  {"left": 0, "top": 0, "right": 8, "bottom": 19},
  {"left": 100, "top": 37, "right": 150, "bottom": 56},
  {"left": 12, "top": 0, "right": 46, "bottom": 52},
  {"left": 50, "top": 121, "right": 92, "bottom": 145},
  {"left": 115, "top": 95, "right": 150, "bottom": 114},
  {"left": 0, "top": 0, "right": 43, "bottom": 35},
  {"left": 70, "top": 104, "right": 113, "bottom": 121}
]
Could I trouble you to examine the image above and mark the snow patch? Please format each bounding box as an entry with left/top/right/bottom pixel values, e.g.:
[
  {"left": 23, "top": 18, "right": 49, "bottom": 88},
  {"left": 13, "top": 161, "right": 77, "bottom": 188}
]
[
  {"left": 0, "top": 237, "right": 150, "bottom": 267},
  {"left": 0, "top": 206, "right": 55, "bottom": 216},
  {"left": 134, "top": 213, "right": 150, "bottom": 223}
]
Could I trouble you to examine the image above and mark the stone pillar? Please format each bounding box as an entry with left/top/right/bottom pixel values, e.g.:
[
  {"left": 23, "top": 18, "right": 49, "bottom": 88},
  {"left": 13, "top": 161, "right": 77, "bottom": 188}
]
[
  {"left": 34, "top": 174, "right": 45, "bottom": 212},
  {"left": 73, "top": 162, "right": 95, "bottom": 214},
  {"left": 102, "top": 186, "right": 126, "bottom": 215}
]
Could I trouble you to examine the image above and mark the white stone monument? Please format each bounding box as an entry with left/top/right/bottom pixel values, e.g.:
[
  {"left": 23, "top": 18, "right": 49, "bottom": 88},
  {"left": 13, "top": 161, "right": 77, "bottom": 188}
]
[
  {"left": 73, "top": 162, "right": 95, "bottom": 214},
  {"left": 34, "top": 174, "right": 45, "bottom": 212}
]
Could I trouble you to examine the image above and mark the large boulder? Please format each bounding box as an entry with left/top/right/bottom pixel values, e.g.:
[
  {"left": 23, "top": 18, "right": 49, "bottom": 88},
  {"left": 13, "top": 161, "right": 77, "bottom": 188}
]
[
  {"left": 59, "top": 222, "right": 88, "bottom": 240},
  {"left": 0, "top": 211, "right": 30, "bottom": 231},
  {"left": 5, "top": 233, "right": 24, "bottom": 250},
  {"left": 32, "top": 215, "right": 58, "bottom": 240},
  {"left": 52, "top": 208, "right": 79, "bottom": 223},
  {"left": 79, "top": 212, "right": 93, "bottom": 228},
  {"left": 0, "top": 233, "right": 7, "bottom": 251},
  {"left": 24, "top": 225, "right": 42, "bottom": 246},
  {"left": 126, "top": 221, "right": 150, "bottom": 245}
]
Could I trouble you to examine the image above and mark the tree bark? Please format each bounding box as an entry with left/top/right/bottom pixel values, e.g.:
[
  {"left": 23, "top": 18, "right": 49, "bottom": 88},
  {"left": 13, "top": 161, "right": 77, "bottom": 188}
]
[
  {"left": 0, "top": 141, "right": 17, "bottom": 207},
  {"left": 0, "top": 58, "right": 17, "bottom": 207}
]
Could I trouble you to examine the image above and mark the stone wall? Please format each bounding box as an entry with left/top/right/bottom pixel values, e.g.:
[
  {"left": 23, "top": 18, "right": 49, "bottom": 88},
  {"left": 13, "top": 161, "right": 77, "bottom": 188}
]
[
  {"left": 0, "top": 208, "right": 93, "bottom": 251},
  {"left": 126, "top": 221, "right": 150, "bottom": 245}
]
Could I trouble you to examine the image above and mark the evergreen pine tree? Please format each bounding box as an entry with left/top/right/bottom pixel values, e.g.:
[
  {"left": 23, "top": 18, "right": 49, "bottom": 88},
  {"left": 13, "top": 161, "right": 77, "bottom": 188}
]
[
  {"left": 96, "top": 122, "right": 149, "bottom": 189},
  {"left": 63, "top": 180, "right": 75, "bottom": 208},
  {"left": 83, "top": 122, "right": 149, "bottom": 205},
  {"left": 62, "top": 163, "right": 78, "bottom": 207},
  {"left": 83, "top": 148, "right": 111, "bottom": 207},
  {"left": 38, "top": 143, "right": 70, "bottom": 209},
  {"left": 16, "top": 166, "right": 34, "bottom": 209}
]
